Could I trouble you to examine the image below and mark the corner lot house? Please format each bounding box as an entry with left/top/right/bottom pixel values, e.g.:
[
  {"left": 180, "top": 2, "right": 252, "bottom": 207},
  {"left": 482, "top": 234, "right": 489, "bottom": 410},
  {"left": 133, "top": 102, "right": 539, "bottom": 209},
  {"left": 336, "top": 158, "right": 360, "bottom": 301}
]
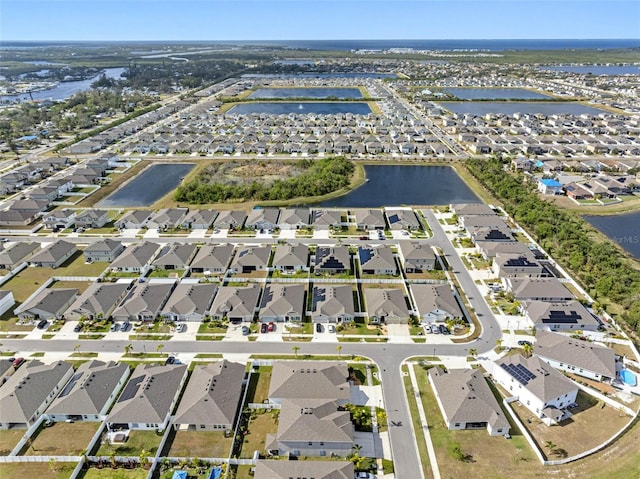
[
  {"left": 0, "top": 242, "right": 40, "bottom": 270},
  {"left": 310, "top": 285, "right": 355, "bottom": 324},
  {"left": 364, "top": 287, "right": 410, "bottom": 324},
  {"left": 107, "top": 363, "right": 188, "bottom": 432},
  {"left": 161, "top": 283, "right": 218, "bottom": 322},
  {"left": 493, "top": 355, "right": 578, "bottom": 425},
  {"left": 259, "top": 283, "right": 305, "bottom": 323},
  {"left": 46, "top": 361, "right": 130, "bottom": 422},
  {"left": 28, "top": 240, "right": 77, "bottom": 268},
  {"left": 65, "top": 282, "right": 130, "bottom": 321},
  {"left": 522, "top": 300, "right": 600, "bottom": 331},
  {"left": 173, "top": 360, "right": 245, "bottom": 432},
  {"left": 83, "top": 238, "right": 124, "bottom": 263},
  {"left": 428, "top": 367, "right": 510, "bottom": 436},
  {"left": 411, "top": 283, "right": 463, "bottom": 323},
  {"left": 111, "top": 282, "right": 174, "bottom": 322},
  {"left": 0, "top": 360, "right": 74, "bottom": 429},
  {"left": 209, "top": 284, "right": 261, "bottom": 322},
  {"left": 534, "top": 330, "right": 616, "bottom": 382},
  {"left": 16, "top": 288, "right": 78, "bottom": 321}
]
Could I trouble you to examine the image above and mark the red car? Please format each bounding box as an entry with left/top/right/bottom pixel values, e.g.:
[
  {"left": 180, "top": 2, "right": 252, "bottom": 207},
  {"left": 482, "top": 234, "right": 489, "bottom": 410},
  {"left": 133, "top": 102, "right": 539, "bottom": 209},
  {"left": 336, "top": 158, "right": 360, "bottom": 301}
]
[
  {"left": 12, "top": 357, "right": 24, "bottom": 368},
  {"left": 268, "top": 322, "right": 275, "bottom": 332}
]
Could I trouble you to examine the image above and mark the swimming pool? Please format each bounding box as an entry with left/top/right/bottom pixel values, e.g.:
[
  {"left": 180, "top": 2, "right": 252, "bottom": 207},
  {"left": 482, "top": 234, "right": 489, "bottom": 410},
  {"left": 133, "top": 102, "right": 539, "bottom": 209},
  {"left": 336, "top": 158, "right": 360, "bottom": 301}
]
[{"left": 620, "top": 369, "right": 637, "bottom": 387}]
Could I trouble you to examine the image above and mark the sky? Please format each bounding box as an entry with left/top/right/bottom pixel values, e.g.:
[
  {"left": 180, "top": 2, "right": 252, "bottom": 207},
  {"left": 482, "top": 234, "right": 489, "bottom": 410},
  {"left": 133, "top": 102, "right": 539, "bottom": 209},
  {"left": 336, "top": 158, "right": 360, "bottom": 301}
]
[{"left": 1, "top": 0, "right": 639, "bottom": 42}]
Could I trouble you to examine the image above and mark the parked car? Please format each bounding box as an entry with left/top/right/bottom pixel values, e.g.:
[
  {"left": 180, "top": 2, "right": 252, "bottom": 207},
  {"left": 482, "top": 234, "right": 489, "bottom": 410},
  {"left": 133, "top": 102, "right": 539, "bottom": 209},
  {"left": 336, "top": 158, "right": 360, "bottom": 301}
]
[
  {"left": 165, "top": 356, "right": 176, "bottom": 365},
  {"left": 267, "top": 322, "right": 275, "bottom": 332},
  {"left": 241, "top": 325, "right": 250, "bottom": 335},
  {"left": 12, "top": 357, "right": 24, "bottom": 368},
  {"left": 517, "top": 340, "right": 532, "bottom": 347},
  {"left": 74, "top": 323, "right": 84, "bottom": 333},
  {"left": 316, "top": 323, "right": 323, "bottom": 333},
  {"left": 438, "top": 324, "right": 450, "bottom": 335},
  {"left": 36, "top": 319, "right": 48, "bottom": 329},
  {"left": 260, "top": 323, "right": 268, "bottom": 334},
  {"left": 176, "top": 323, "right": 186, "bottom": 333},
  {"left": 120, "top": 321, "right": 130, "bottom": 332},
  {"left": 327, "top": 324, "right": 336, "bottom": 333},
  {"left": 431, "top": 324, "right": 440, "bottom": 334},
  {"left": 110, "top": 322, "right": 119, "bottom": 332}
]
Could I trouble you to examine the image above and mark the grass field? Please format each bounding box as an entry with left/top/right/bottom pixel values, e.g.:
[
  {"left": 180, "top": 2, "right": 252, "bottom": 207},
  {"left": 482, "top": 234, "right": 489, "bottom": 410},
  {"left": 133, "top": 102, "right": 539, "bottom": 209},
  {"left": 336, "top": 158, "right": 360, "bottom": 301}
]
[
  {"left": 0, "top": 462, "right": 77, "bottom": 479},
  {"left": 168, "top": 431, "right": 233, "bottom": 458},
  {"left": 25, "top": 422, "right": 99, "bottom": 456},
  {"left": 238, "top": 410, "right": 279, "bottom": 458},
  {"left": 0, "top": 429, "right": 24, "bottom": 456},
  {"left": 79, "top": 468, "right": 149, "bottom": 479},
  {"left": 95, "top": 430, "right": 162, "bottom": 457}
]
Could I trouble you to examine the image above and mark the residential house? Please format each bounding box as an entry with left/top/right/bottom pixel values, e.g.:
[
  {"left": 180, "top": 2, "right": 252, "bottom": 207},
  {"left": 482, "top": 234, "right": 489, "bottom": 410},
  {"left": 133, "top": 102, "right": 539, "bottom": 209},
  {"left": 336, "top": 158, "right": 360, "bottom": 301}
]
[
  {"left": 43, "top": 209, "right": 76, "bottom": 230},
  {"left": 16, "top": 288, "right": 78, "bottom": 322},
  {"left": 106, "top": 363, "right": 188, "bottom": 432},
  {"left": 180, "top": 209, "right": 218, "bottom": 230},
  {"left": 83, "top": 238, "right": 124, "bottom": 263},
  {"left": 0, "top": 360, "right": 74, "bottom": 429},
  {"left": 152, "top": 243, "right": 198, "bottom": 271},
  {"left": 147, "top": 208, "right": 189, "bottom": 230},
  {"left": 111, "top": 282, "right": 175, "bottom": 322},
  {"left": 460, "top": 215, "right": 509, "bottom": 233},
  {"left": 65, "top": 282, "right": 130, "bottom": 321},
  {"left": 28, "top": 185, "right": 59, "bottom": 203},
  {"left": 492, "top": 252, "right": 545, "bottom": 278},
  {"left": 399, "top": 241, "right": 436, "bottom": 273},
  {"left": 534, "top": 330, "right": 616, "bottom": 382},
  {"left": 310, "top": 285, "right": 355, "bottom": 324},
  {"left": 46, "top": 361, "right": 130, "bottom": 422},
  {"left": 272, "top": 244, "right": 309, "bottom": 273},
  {"left": 502, "top": 277, "right": 574, "bottom": 302},
  {"left": 475, "top": 241, "right": 532, "bottom": 260},
  {"left": 0, "top": 208, "right": 41, "bottom": 227},
  {"left": 213, "top": 210, "right": 247, "bottom": 230},
  {"left": 28, "top": 240, "right": 77, "bottom": 268},
  {"left": 209, "top": 284, "right": 261, "bottom": 322},
  {"left": 450, "top": 203, "right": 496, "bottom": 216},
  {"left": 161, "top": 283, "right": 218, "bottom": 322},
  {"left": 493, "top": 355, "right": 578, "bottom": 425},
  {"left": 385, "top": 208, "right": 421, "bottom": 230},
  {"left": 0, "top": 242, "right": 40, "bottom": 270},
  {"left": 358, "top": 245, "right": 398, "bottom": 275},
  {"left": 268, "top": 361, "right": 351, "bottom": 404},
  {"left": 114, "top": 210, "right": 152, "bottom": 230},
  {"left": 278, "top": 208, "right": 310, "bottom": 230},
  {"left": 353, "top": 208, "right": 386, "bottom": 230},
  {"left": 537, "top": 178, "right": 564, "bottom": 195},
  {"left": 259, "top": 284, "right": 305, "bottom": 323},
  {"left": 230, "top": 245, "right": 271, "bottom": 274},
  {"left": 108, "top": 242, "right": 160, "bottom": 275},
  {"left": 364, "top": 288, "right": 410, "bottom": 324},
  {"left": 189, "top": 244, "right": 234, "bottom": 275},
  {"left": 246, "top": 208, "right": 280, "bottom": 231},
  {"left": 428, "top": 367, "right": 510, "bottom": 436},
  {"left": 411, "top": 283, "right": 463, "bottom": 324},
  {"left": 75, "top": 209, "right": 110, "bottom": 229},
  {"left": 522, "top": 300, "right": 600, "bottom": 332},
  {"left": 310, "top": 209, "right": 342, "bottom": 230},
  {"left": 314, "top": 246, "right": 351, "bottom": 275},
  {"left": 173, "top": 360, "right": 245, "bottom": 432},
  {"left": 253, "top": 461, "right": 353, "bottom": 479}
]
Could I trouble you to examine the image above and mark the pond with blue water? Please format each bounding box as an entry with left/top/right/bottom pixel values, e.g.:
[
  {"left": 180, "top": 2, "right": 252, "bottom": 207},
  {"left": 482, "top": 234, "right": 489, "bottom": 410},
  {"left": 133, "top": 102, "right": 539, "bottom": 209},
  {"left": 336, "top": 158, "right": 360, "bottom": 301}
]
[
  {"left": 227, "top": 102, "right": 372, "bottom": 115},
  {"left": 443, "top": 88, "right": 553, "bottom": 100},
  {"left": 249, "top": 87, "right": 363, "bottom": 99},
  {"left": 437, "top": 101, "right": 605, "bottom": 116}
]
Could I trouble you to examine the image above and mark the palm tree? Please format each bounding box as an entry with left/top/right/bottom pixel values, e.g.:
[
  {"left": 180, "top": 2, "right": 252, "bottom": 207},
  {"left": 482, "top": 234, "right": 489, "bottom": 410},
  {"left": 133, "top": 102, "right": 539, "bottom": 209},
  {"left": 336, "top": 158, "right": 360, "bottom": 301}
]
[
  {"left": 124, "top": 344, "right": 133, "bottom": 356},
  {"left": 544, "top": 440, "right": 556, "bottom": 456},
  {"left": 336, "top": 345, "right": 342, "bottom": 358},
  {"left": 292, "top": 345, "right": 300, "bottom": 358},
  {"left": 468, "top": 348, "right": 478, "bottom": 358},
  {"left": 522, "top": 343, "right": 533, "bottom": 358},
  {"left": 156, "top": 343, "right": 164, "bottom": 354},
  {"left": 73, "top": 344, "right": 81, "bottom": 353},
  {"left": 139, "top": 449, "right": 149, "bottom": 469},
  {"left": 495, "top": 339, "right": 503, "bottom": 350}
]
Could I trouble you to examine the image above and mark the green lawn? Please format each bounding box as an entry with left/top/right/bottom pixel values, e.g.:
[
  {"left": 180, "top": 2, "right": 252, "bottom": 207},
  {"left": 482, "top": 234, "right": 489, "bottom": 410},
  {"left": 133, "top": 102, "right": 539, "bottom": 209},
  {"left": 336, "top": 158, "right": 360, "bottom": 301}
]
[
  {"left": 238, "top": 410, "right": 279, "bottom": 458},
  {"left": 95, "top": 430, "right": 162, "bottom": 457},
  {"left": 0, "top": 462, "right": 77, "bottom": 479},
  {"left": 80, "top": 468, "right": 149, "bottom": 479},
  {"left": 55, "top": 252, "right": 109, "bottom": 277},
  {"left": 168, "top": 431, "right": 233, "bottom": 458}
]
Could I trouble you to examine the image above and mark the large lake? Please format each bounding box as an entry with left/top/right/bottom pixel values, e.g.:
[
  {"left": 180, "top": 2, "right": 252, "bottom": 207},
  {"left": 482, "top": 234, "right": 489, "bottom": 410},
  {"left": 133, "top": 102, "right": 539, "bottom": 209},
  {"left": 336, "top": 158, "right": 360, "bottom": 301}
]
[
  {"left": 313, "top": 165, "right": 479, "bottom": 207},
  {"left": 437, "top": 101, "right": 605, "bottom": 116},
  {"left": 1, "top": 67, "right": 126, "bottom": 102},
  {"left": 227, "top": 102, "right": 372, "bottom": 115},
  {"left": 540, "top": 65, "right": 640, "bottom": 75},
  {"left": 583, "top": 212, "right": 640, "bottom": 260},
  {"left": 443, "top": 88, "right": 553, "bottom": 100},
  {"left": 99, "top": 163, "right": 195, "bottom": 207},
  {"left": 249, "top": 87, "right": 363, "bottom": 99}
]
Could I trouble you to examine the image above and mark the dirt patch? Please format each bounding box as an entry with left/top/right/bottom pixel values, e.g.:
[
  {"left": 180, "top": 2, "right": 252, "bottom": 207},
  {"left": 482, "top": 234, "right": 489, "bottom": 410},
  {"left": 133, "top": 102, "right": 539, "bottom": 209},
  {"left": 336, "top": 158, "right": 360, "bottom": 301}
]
[{"left": 198, "top": 160, "right": 305, "bottom": 187}]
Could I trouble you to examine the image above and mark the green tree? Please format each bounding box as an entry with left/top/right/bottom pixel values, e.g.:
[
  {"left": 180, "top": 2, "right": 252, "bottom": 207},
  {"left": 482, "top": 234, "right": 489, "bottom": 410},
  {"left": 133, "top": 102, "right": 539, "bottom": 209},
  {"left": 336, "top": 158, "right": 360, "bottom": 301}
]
[{"left": 292, "top": 345, "right": 300, "bottom": 358}]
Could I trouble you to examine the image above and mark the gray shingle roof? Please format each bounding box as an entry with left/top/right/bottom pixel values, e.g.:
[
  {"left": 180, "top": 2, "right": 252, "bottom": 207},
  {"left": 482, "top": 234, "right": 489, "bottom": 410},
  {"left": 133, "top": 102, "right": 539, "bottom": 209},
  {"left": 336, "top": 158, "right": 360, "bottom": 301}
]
[
  {"left": 84, "top": 238, "right": 123, "bottom": 256},
  {"left": 152, "top": 243, "right": 197, "bottom": 268},
  {"left": 109, "top": 242, "right": 160, "bottom": 269},
  {"left": 272, "top": 244, "right": 309, "bottom": 269},
  {"left": 17, "top": 288, "right": 78, "bottom": 317},
  {"left": 253, "top": 460, "right": 353, "bottom": 479},
  {"left": 112, "top": 282, "right": 174, "bottom": 320},
  {"left": 29, "top": 240, "right": 77, "bottom": 265},
  {"left": 0, "top": 242, "right": 40, "bottom": 267},
  {"left": 190, "top": 244, "right": 234, "bottom": 271},
  {"left": 275, "top": 398, "right": 353, "bottom": 443},
  {"left": 311, "top": 285, "right": 355, "bottom": 319},
  {"left": 162, "top": 283, "right": 217, "bottom": 316},
  {"left": 209, "top": 284, "right": 260, "bottom": 319},
  {"left": 411, "top": 283, "right": 462, "bottom": 319},
  {"left": 364, "top": 288, "right": 409, "bottom": 319},
  {"left": 269, "top": 361, "right": 350, "bottom": 401},
  {"left": 66, "top": 282, "right": 130, "bottom": 319},
  {"left": 173, "top": 360, "right": 245, "bottom": 427},
  {"left": 259, "top": 284, "right": 305, "bottom": 319}
]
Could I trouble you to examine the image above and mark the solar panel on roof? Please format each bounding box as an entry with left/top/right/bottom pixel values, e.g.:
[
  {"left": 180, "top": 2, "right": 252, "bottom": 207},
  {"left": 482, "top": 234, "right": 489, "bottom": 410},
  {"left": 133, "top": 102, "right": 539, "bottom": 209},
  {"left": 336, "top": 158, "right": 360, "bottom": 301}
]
[
  {"left": 312, "top": 287, "right": 326, "bottom": 311},
  {"left": 500, "top": 363, "right": 537, "bottom": 385},
  {"left": 117, "top": 376, "right": 144, "bottom": 402},
  {"left": 358, "top": 248, "right": 373, "bottom": 264}
]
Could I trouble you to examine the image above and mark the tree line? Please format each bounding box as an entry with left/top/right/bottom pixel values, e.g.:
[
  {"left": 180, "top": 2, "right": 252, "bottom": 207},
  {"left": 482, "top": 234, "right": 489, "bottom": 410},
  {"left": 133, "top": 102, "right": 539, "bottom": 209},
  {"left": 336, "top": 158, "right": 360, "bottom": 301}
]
[
  {"left": 174, "top": 157, "right": 355, "bottom": 204},
  {"left": 465, "top": 157, "right": 640, "bottom": 336}
]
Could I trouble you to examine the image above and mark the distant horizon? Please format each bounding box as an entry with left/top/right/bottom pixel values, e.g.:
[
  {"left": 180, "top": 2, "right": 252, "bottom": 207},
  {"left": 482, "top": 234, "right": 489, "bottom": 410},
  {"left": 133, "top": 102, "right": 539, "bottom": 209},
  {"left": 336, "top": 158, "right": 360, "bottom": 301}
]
[
  {"left": 2, "top": 38, "right": 639, "bottom": 43},
  {"left": 1, "top": 1, "right": 638, "bottom": 42}
]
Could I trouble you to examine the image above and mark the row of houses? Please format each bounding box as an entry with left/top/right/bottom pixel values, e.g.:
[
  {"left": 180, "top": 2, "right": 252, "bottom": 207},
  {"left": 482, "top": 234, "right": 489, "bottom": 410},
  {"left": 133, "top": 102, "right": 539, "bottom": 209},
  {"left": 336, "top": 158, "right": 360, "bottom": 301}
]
[{"left": 428, "top": 330, "right": 618, "bottom": 435}]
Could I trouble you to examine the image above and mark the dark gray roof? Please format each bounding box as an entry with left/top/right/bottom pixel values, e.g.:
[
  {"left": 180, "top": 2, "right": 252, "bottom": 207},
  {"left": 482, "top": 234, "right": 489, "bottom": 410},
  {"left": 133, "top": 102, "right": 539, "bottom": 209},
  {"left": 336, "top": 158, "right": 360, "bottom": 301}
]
[
  {"left": 0, "top": 242, "right": 40, "bottom": 266},
  {"left": 254, "top": 460, "right": 353, "bottom": 479},
  {"left": 29, "top": 240, "right": 77, "bottom": 264},
  {"left": 66, "top": 282, "right": 130, "bottom": 318},
  {"left": 269, "top": 361, "right": 350, "bottom": 401},
  {"left": 109, "top": 242, "right": 160, "bottom": 269},
  {"left": 162, "top": 283, "right": 217, "bottom": 316}
]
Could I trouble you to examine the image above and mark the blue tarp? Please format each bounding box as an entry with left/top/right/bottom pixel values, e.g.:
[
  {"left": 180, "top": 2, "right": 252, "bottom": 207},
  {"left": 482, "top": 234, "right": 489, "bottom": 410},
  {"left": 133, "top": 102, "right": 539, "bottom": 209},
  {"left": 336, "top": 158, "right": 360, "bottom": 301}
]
[
  {"left": 172, "top": 471, "right": 188, "bottom": 479},
  {"left": 208, "top": 467, "right": 222, "bottom": 479}
]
